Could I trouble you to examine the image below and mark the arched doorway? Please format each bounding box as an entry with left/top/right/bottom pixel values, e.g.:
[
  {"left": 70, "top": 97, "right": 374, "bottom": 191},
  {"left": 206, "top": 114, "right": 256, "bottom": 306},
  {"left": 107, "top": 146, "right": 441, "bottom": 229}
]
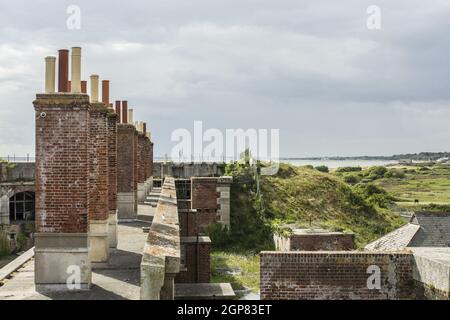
[{"left": 9, "top": 191, "right": 35, "bottom": 221}]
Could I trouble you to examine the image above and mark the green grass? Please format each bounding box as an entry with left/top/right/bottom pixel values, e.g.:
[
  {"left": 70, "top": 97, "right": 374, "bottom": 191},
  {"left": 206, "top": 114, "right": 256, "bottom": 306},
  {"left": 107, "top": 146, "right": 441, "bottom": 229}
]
[
  {"left": 218, "top": 162, "right": 406, "bottom": 250},
  {"left": 373, "top": 164, "right": 450, "bottom": 206},
  {"left": 258, "top": 164, "right": 404, "bottom": 248},
  {"left": 210, "top": 251, "right": 260, "bottom": 297}
]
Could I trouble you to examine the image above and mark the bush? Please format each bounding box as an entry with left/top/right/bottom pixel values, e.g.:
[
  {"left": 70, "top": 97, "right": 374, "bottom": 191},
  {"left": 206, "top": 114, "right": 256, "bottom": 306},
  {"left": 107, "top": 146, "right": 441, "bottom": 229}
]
[
  {"left": 315, "top": 165, "right": 329, "bottom": 173},
  {"left": 343, "top": 174, "right": 361, "bottom": 184},
  {"left": 384, "top": 169, "right": 406, "bottom": 179},
  {"left": 205, "top": 223, "right": 232, "bottom": 249},
  {"left": 335, "top": 166, "right": 362, "bottom": 173},
  {"left": 353, "top": 183, "right": 394, "bottom": 208},
  {"left": 16, "top": 233, "right": 28, "bottom": 251},
  {"left": 0, "top": 231, "right": 10, "bottom": 257}
]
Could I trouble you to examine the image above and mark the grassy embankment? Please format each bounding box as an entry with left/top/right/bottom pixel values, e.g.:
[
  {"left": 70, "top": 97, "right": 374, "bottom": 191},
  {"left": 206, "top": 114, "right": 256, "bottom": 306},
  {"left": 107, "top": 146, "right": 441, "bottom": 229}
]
[{"left": 209, "top": 161, "right": 407, "bottom": 295}]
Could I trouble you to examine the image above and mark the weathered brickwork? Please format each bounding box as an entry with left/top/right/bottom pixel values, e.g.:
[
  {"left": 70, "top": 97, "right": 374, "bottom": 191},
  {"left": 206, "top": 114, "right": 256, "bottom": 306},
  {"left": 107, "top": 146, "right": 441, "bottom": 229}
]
[
  {"left": 148, "top": 141, "right": 153, "bottom": 179},
  {"left": 137, "top": 133, "right": 146, "bottom": 183},
  {"left": 176, "top": 237, "right": 211, "bottom": 283},
  {"left": 117, "top": 124, "right": 136, "bottom": 193},
  {"left": 107, "top": 112, "right": 118, "bottom": 211},
  {"left": 88, "top": 103, "right": 109, "bottom": 221},
  {"left": 33, "top": 94, "right": 90, "bottom": 233},
  {"left": 179, "top": 209, "right": 219, "bottom": 237},
  {"left": 276, "top": 233, "right": 355, "bottom": 251},
  {"left": 191, "top": 177, "right": 218, "bottom": 210},
  {"left": 260, "top": 251, "right": 415, "bottom": 300},
  {"left": 134, "top": 131, "right": 138, "bottom": 186}
]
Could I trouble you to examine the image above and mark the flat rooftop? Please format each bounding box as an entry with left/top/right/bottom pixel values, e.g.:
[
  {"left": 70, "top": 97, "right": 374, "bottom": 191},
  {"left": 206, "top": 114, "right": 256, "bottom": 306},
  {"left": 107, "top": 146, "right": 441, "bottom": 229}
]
[
  {"left": 291, "top": 228, "right": 352, "bottom": 236},
  {"left": 0, "top": 221, "right": 149, "bottom": 300}
]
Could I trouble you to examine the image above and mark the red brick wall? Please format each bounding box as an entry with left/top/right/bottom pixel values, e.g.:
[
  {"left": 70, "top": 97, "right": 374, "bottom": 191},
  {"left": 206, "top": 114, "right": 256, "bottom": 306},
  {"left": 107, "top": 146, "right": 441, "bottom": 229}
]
[
  {"left": 137, "top": 134, "right": 146, "bottom": 183},
  {"left": 149, "top": 142, "right": 153, "bottom": 179},
  {"left": 289, "top": 234, "right": 355, "bottom": 251},
  {"left": 176, "top": 240, "right": 211, "bottom": 283},
  {"left": 191, "top": 177, "right": 218, "bottom": 210},
  {"left": 133, "top": 131, "right": 138, "bottom": 192},
  {"left": 34, "top": 94, "right": 90, "bottom": 233},
  {"left": 144, "top": 137, "right": 151, "bottom": 180},
  {"left": 260, "top": 252, "right": 415, "bottom": 300},
  {"left": 88, "top": 104, "right": 109, "bottom": 221},
  {"left": 179, "top": 209, "right": 219, "bottom": 237},
  {"left": 107, "top": 112, "right": 118, "bottom": 211},
  {"left": 117, "top": 124, "right": 136, "bottom": 193}
]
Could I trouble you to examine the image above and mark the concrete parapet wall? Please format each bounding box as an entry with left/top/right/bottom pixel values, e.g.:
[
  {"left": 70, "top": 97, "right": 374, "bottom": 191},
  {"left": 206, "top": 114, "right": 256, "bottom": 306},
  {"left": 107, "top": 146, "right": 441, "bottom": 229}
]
[
  {"left": 0, "top": 163, "right": 35, "bottom": 183},
  {"left": 154, "top": 162, "right": 225, "bottom": 179},
  {"left": 140, "top": 177, "right": 180, "bottom": 300},
  {"left": 411, "top": 247, "right": 450, "bottom": 299}
]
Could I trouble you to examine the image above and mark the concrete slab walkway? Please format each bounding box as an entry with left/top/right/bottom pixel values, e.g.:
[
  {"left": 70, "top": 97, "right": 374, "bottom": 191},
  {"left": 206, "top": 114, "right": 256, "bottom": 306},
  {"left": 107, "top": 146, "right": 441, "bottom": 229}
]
[{"left": 0, "top": 221, "right": 148, "bottom": 300}]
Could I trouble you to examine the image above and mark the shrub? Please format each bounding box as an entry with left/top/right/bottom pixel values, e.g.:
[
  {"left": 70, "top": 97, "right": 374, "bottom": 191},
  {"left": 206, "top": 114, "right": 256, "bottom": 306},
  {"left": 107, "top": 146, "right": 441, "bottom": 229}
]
[
  {"left": 335, "top": 166, "right": 362, "bottom": 173},
  {"left": 343, "top": 174, "right": 361, "bottom": 184},
  {"left": 384, "top": 169, "right": 406, "bottom": 179},
  {"left": 205, "top": 223, "right": 232, "bottom": 249},
  {"left": 315, "top": 165, "right": 329, "bottom": 173},
  {"left": 16, "top": 233, "right": 28, "bottom": 251},
  {"left": 0, "top": 231, "right": 10, "bottom": 257}
]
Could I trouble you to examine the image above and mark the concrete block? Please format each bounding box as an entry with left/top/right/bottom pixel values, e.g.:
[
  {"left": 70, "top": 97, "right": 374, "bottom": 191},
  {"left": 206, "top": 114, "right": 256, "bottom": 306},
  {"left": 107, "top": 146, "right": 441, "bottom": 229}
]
[
  {"left": 108, "top": 210, "right": 118, "bottom": 248},
  {"left": 137, "top": 183, "right": 146, "bottom": 204},
  {"left": 117, "top": 192, "right": 136, "bottom": 220},
  {"left": 34, "top": 233, "right": 91, "bottom": 291},
  {"left": 89, "top": 219, "right": 110, "bottom": 263}
]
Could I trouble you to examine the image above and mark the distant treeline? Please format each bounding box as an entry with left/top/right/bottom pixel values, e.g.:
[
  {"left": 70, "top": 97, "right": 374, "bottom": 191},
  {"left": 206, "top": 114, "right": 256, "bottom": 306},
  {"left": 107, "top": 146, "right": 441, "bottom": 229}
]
[{"left": 283, "top": 152, "right": 450, "bottom": 161}]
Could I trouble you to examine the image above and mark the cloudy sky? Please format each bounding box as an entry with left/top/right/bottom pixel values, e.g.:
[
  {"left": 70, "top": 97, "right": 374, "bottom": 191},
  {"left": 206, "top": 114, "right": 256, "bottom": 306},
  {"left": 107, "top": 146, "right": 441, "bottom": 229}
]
[{"left": 1, "top": 0, "right": 450, "bottom": 158}]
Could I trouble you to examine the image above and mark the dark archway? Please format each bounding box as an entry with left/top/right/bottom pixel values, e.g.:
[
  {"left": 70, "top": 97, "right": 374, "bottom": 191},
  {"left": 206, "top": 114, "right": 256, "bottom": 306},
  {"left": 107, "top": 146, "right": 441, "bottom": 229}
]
[{"left": 9, "top": 191, "right": 35, "bottom": 221}]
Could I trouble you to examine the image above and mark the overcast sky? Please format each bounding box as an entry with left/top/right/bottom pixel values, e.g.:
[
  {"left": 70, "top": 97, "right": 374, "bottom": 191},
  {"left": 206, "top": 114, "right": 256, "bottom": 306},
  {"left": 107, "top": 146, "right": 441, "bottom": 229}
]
[{"left": 1, "top": 0, "right": 450, "bottom": 158}]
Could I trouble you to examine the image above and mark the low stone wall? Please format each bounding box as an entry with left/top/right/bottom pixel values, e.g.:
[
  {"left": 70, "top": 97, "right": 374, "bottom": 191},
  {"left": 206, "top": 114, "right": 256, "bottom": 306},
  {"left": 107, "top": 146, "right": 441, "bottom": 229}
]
[
  {"left": 153, "top": 162, "right": 225, "bottom": 179},
  {"left": 140, "top": 177, "right": 180, "bottom": 300},
  {"left": 260, "top": 251, "right": 415, "bottom": 300},
  {"left": 411, "top": 247, "right": 450, "bottom": 299},
  {"left": 274, "top": 233, "right": 355, "bottom": 251},
  {"left": 0, "top": 163, "right": 35, "bottom": 183}
]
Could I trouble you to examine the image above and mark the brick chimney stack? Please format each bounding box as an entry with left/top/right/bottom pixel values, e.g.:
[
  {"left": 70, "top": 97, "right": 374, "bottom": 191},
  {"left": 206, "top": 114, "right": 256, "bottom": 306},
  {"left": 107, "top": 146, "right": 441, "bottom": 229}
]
[
  {"left": 143, "top": 122, "right": 147, "bottom": 134},
  {"left": 122, "top": 100, "right": 128, "bottom": 124},
  {"left": 102, "top": 80, "right": 110, "bottom": 106},
  {"left": 115, "top": 100, "right": 121, "bottom": 122},
  {"left": 71, "top": 47, "right": 81, "bottom": 93},
  {"left": 90, "top": 74, "right": 99, "bottom": 102},
  {"left": 44, "top": 56, "right": 56, "bottom": 93},
  {"left": 58, "top": 49, "right": 69, "bottom": 92}
]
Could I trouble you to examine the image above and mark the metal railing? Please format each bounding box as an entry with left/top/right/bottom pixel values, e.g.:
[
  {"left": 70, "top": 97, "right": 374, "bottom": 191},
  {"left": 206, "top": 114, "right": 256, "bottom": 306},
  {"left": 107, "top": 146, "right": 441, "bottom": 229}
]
[{"left": 0, "top": 154, "right": 35, "bottom": 163}]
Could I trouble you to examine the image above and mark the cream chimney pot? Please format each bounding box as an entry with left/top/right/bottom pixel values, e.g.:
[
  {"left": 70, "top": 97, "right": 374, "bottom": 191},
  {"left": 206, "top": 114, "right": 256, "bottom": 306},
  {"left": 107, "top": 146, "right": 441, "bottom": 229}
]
[
  {"left": 90, "top": 74, "right": 99, "bottom": 102},
  {"left": 44, "top": 56, "right": 56, "bottom": 93},
  {"left": 128, "top": 108, "right": 134, "bottom": 124},
  {"left": 71, "top": 47, "right": 82, "bottom": 93}
]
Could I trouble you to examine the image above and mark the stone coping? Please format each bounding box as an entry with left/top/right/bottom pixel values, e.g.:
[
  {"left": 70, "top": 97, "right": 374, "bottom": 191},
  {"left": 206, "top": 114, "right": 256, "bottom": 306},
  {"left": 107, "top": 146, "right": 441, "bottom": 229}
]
[
  {"left": 140, "top": 177, "right": 180, "bottom": 299},
  {"left": 175, "top": 283, "right": 235, "bottom": 300},
  {"left": 0, "top": 247, "right": 35, "bottom": 283}
]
